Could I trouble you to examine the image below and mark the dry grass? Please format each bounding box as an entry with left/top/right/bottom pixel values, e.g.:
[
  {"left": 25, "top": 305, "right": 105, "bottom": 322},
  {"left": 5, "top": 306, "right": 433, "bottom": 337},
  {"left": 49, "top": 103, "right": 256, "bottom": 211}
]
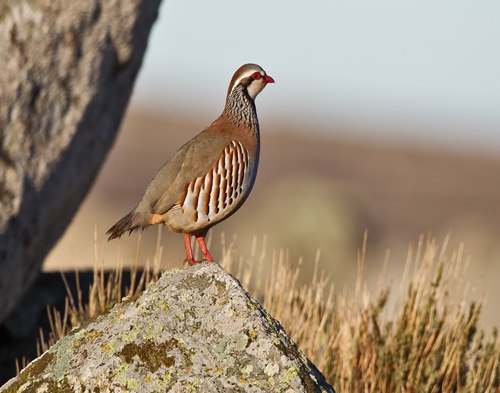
[
  {"left": 35, "top": 228, "right": 166, "bottom": 357},
  {"left": 228, "top": 232, "right": 500, "bottom": 393},
  {"left": 24, "top": 228, "right": 500, "bottom": 392}
]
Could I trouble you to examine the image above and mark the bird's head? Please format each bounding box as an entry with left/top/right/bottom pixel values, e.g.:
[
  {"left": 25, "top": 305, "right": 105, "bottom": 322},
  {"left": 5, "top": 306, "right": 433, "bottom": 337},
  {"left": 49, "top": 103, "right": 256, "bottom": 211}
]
[{"left": 227, "top": 63, "right": 275, "bottom": 100}]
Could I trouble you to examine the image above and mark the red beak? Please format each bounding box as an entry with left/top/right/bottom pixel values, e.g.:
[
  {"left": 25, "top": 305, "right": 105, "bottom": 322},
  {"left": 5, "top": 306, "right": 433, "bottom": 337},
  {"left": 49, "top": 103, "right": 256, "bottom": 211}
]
[{"left": 263, "top": 75, "right": 275, "bottom": 84}]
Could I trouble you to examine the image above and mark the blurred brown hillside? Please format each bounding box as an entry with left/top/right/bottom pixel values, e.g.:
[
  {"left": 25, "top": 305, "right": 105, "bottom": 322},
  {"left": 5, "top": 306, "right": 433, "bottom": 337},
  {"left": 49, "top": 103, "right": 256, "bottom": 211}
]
[{"left": 46, "top": 110, "right": 500, "bottom": 327}]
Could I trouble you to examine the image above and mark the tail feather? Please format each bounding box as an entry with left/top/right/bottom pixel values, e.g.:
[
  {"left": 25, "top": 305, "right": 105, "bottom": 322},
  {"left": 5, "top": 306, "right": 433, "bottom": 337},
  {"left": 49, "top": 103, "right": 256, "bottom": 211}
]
[{"left": 107, "top": 211, "right": 140, "bottom": 240}]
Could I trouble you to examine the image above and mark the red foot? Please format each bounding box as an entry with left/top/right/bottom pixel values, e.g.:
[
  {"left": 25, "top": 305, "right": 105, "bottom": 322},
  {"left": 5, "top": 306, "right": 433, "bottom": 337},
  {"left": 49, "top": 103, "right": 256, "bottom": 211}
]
[{"left": 183, "top": 257, "right": 205, "bottom": 266}]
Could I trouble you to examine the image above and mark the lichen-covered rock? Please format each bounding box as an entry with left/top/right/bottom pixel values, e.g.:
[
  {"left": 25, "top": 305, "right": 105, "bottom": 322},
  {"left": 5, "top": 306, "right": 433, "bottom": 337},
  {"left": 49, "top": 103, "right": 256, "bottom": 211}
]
[
  {"left": 0, "top": 0, "right": 161, "bottom": 323},
  {"left": 1, "top": 263, "right": 336, "bottom": 393}
]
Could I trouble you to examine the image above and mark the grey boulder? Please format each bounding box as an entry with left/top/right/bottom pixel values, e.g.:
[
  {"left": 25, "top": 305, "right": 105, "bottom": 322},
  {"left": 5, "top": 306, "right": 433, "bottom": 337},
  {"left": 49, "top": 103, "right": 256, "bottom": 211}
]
[{"left": 1, "top": 262, "right": 335, "bottom": 392}]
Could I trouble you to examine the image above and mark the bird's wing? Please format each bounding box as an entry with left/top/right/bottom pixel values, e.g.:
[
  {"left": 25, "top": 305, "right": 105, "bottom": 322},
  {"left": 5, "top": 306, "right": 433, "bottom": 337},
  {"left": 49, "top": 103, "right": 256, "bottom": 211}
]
[{"left": 141, "top": 131, "right": 233, "bottom": 215}]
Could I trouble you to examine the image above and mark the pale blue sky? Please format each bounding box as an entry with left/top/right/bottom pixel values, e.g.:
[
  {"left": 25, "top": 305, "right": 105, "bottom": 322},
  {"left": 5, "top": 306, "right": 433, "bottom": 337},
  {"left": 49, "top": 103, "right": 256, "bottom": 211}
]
[{"left": 130, "top": 1, "right": 500, "bottom": 154}]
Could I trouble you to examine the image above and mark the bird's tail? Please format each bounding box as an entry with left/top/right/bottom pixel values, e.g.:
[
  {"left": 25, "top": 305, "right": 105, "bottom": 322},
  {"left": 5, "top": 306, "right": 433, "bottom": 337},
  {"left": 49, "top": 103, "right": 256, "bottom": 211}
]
[{"left": 106, "top": 211, "right": 140, "bottom": 240}]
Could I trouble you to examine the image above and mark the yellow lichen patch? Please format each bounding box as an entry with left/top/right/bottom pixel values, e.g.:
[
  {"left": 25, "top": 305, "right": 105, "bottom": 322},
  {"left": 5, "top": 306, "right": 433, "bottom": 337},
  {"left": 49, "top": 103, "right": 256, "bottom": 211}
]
[
  {"left": 118, "top": 339, "right": 177, "bottom": 373},
  {"left": 214, "top": 366, "right": 223, "bottom": 377},
  {"left": 142, "top": 328, "right": 155, "bottom": 340},
  {"left": 125, "top": 378, "right": 137, "bottom": 389},
  {"left": 71, "top": 329, "right": 87, "bottom": 348},
  {"left": 158, "top": 299, "right": 169, "bottom": 311},
  {"left": 240, "top": 364, "right": 254, "bottom": 375},
  {"left": 121, "top": 324, "right": 140, "bottom": 342},
  {"left": 282, "top": 366, "right": 298, "bottom": 383},
  {"left": 264, "top": 362, "right": 280, "bottom": 377},
  {"left": 86, "top": 330, "right": 102, "bottom": 342},
  {"left": 116, "top": 363, "right": 131, "bottom": 374}
]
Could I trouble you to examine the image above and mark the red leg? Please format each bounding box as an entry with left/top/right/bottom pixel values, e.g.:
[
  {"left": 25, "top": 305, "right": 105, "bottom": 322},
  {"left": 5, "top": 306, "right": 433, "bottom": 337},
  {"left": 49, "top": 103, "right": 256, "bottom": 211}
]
[
  {"left": 184, "top": 232, "right": 213, "bottom": 264},
  {"left": 183, "top": 233, "right": 198, "bottom": 265},
  {"left": 195, "top": 232, "right": 214, "bottom": 262}
]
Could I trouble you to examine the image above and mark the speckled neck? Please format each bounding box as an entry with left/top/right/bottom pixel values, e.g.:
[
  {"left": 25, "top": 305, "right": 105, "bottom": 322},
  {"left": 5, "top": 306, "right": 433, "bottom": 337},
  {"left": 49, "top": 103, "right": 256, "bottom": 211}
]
[{"left": 223, "top": 85, "right": 259, "bottom": 133}]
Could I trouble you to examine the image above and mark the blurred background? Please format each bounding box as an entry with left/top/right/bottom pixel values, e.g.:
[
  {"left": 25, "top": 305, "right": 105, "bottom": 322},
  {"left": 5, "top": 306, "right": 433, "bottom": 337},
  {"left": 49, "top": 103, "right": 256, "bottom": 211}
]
[{"left": 45, "top": 1, "right": 500, "bottom": 326}]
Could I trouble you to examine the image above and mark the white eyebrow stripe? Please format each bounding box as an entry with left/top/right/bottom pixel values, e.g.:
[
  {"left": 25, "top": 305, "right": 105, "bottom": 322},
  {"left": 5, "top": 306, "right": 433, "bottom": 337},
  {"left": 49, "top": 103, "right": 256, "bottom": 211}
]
[{"left": 229, "top": 69, "right": 264, "bottom": 94}]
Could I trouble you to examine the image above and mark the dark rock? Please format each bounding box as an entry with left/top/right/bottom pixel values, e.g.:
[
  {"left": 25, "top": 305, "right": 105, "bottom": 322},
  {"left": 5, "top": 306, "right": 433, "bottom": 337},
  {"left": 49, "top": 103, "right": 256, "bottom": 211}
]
[{"left": 0, "top": 0, "right": 162, "bottom": 322}]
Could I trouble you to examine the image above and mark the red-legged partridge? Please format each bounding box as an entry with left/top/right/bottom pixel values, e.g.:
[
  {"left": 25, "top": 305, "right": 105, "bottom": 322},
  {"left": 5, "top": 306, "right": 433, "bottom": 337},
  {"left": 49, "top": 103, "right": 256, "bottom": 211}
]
[{"left": 107, "top": 63, "right": 274, "bottom": 264}]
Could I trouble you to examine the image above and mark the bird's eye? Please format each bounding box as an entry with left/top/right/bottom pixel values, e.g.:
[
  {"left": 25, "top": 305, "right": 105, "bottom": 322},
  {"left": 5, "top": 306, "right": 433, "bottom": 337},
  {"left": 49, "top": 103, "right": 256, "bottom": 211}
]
[{"left": 251, "top": 72, "right": 261, "bottom": 80}]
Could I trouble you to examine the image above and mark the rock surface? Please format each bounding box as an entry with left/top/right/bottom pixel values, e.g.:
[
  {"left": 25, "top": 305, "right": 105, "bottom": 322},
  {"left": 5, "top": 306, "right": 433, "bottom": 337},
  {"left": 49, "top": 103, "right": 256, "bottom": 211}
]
[
  {"left": 1, "top": 263, "right": 335, "bottom": 393},
  {"left": 0, "top": 0, "right": 161, "bottom": 322}
]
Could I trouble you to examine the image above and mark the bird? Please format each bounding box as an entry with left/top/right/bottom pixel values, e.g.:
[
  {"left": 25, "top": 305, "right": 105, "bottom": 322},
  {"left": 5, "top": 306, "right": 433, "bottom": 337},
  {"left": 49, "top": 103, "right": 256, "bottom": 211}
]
[{"left": 107, "top": 63, "right": 274, "bottom": 265}]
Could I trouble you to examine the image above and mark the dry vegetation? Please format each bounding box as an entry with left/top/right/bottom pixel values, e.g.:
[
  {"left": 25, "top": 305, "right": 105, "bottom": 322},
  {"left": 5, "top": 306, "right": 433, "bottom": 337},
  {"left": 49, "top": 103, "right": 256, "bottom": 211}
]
[{"left": 20, "top": 228, "right": 500, "bottom": 392}]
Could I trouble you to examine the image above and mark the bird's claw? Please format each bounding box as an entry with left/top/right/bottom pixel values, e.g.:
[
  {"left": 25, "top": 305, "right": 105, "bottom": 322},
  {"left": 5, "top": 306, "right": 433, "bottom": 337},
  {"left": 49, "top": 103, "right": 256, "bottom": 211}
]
[{"left": 184, "top": 257, "right": 207, "bottom": 266}]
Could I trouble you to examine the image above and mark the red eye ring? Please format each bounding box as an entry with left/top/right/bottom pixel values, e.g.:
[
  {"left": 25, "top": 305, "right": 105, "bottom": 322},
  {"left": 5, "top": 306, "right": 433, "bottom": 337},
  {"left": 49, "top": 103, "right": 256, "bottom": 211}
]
[{"left": 251, "top": 72, "right": 261, "bottom": 80}]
